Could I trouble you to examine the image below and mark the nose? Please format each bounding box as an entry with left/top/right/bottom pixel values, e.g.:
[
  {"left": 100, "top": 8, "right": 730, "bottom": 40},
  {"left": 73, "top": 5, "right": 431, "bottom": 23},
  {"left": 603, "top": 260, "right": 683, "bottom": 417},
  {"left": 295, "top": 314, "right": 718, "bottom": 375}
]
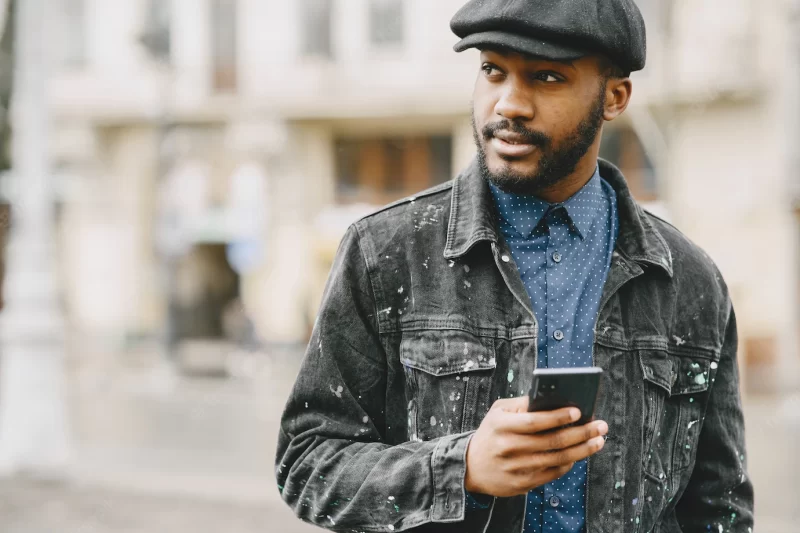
[{"left": 494, "top": 81, "right": 535, "bottom": 122}]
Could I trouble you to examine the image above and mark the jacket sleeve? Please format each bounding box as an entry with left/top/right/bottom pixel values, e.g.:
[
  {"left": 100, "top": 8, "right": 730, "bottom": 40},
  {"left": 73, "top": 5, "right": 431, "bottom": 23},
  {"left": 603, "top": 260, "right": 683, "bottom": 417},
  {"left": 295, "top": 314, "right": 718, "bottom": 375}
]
[
  {"left": 675, "top": 303, "right": 754, "bottom": 531},
  {"left": 275, "top": 224, "right": 472, "bottom": 532}
]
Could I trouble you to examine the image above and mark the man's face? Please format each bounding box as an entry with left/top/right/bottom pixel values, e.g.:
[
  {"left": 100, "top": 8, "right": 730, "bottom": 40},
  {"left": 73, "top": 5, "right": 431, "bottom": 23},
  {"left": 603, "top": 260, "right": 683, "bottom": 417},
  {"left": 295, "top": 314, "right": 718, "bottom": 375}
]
[{"left": 472, "top": 49, "right": 609, "bottom": 195}]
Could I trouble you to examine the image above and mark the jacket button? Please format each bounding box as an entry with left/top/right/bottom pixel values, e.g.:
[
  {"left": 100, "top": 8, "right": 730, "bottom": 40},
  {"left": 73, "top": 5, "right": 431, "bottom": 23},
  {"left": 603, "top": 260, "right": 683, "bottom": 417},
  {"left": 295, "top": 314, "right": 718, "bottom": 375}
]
[
  {"left": 553, "top": 330, "right": 564, "bottom": 341},
  {"left": 552, "top": 252, "right": 562, "bottom": 263},
  {"left": 549, "top": 496, "right": 560, "bottom": 508},
  {"left": 501, "top": 255, "right": 510, "bottom": 263}
]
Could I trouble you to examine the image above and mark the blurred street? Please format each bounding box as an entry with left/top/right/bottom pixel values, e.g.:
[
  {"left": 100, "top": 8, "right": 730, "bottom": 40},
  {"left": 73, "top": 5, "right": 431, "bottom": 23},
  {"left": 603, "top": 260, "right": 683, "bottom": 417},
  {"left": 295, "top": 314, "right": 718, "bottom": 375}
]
[{"left": 0, "top": 340, "right": 794, "bottom": 532}]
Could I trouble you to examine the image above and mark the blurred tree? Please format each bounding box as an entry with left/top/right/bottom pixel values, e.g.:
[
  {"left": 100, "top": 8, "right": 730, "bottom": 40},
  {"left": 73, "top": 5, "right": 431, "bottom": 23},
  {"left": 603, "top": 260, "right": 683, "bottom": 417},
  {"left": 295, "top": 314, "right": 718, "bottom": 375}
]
[
  {"left": 0, "top": 0, "right": 13, "bottom": 311},
  {"left": 0, "top": 0, "right": 13, "bottom": 172}
]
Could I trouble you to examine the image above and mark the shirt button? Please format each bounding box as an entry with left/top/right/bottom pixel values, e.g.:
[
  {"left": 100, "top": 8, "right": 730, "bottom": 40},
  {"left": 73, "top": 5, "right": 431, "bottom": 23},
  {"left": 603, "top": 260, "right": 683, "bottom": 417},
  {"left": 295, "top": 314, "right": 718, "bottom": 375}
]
[
  {"left": 501, "top": 255, "right": 510, "bottom": 263},
  {"left": 553, "top": 330, "right": 564, "bottom": 341},
  {"left": 549, "top": 496, "right": 560, "bottom": 508},
  {"left": 552, "top": 252, "right": 562, "bottom": 263}
]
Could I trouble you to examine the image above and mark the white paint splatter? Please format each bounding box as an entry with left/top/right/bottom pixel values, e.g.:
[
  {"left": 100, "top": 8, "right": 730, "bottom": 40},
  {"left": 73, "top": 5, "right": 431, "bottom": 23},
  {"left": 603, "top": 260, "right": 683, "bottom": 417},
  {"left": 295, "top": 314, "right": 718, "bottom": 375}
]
[
  {"left": 507, "top": 369, "right": 515, "bottom": 383},
  {"left": 330, "top": 385, "right": 344, "bottom": 398},
  {"left": 448, "top": 260, "right": 455, "bottom": 268},
  {"left": 388, "top": 526, "right": 395, "bottom": 532},
  {"left": 379, "top": 307, "right": 393, "bottom": 315},
  {"left": 673, "top": 336, "right": 686, "bottom": 346},
  {"left": 463, "top": 343, "right": 469, "bottom": 355},
  {"left": 464, "top": 280, "right": 472, "bottom": 289},
  {"left": 464, "top": 265, "right": 471, "bottom": 273},
  {"left": 464, "top": 360, "right": 475, "bottom": 370},
  {"left": 710, "top": 361, "right": 719, "bottom": 370},
  {"left": 694, "top": 374, "right": 706, "bottom": 386},
  {"left": 363, "top": 416, "right": 369, "bottom": 423},
  {"left": 430, "top": 416, "right": 437, "bottom": 426},
  {"left": 388, "top": 496, "right": 395, "bottom": 501},
  {"left": 687, "top": 419, "right": 699, "bottom": 429},
  {"left": 397, "top": 286, "right": 404, "bottom": 294},
  {"left": 327, "top": 515, "right": 336, "bottom": 525}
]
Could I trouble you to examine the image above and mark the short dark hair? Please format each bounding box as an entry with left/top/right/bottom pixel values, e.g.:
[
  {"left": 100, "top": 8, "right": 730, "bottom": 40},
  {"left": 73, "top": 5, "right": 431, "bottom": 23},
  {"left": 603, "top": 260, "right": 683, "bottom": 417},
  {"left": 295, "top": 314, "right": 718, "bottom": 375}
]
[{"left": 598, "top": 55, "right": 630, "bottom": 79}]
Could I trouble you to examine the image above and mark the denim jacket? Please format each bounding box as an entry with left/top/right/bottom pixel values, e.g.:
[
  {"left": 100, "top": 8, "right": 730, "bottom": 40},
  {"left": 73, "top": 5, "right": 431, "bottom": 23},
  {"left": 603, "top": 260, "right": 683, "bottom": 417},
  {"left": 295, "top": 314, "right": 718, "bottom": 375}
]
[{"left": 276, "top": 159, "right": 754, "bottom": 533}]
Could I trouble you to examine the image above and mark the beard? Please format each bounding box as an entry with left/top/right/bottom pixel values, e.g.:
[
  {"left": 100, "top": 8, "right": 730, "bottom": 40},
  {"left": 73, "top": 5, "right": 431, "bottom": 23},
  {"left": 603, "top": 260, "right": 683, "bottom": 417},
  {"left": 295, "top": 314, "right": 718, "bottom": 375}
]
[{"left": 473, "top": 85, "right": 606, "bottom": 196}]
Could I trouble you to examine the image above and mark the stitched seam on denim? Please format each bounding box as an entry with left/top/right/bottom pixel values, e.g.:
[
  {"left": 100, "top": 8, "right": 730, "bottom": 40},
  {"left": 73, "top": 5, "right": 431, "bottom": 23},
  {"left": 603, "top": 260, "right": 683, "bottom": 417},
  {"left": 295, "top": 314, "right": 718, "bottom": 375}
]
[
  {"left": 594, "top": 338, "right": 720, "bottom": 358},
  {"left": 353, "top": 222, "right": 393, "bottom": 352},
  {"left": 444, "top": 172, "right": 461, "bottom": 256},
  {"left": 431, "top": 436, "right": 444, "bottom": 520},
  {"left": 390, "top": 320, "right": 537, "bottom": 339}
]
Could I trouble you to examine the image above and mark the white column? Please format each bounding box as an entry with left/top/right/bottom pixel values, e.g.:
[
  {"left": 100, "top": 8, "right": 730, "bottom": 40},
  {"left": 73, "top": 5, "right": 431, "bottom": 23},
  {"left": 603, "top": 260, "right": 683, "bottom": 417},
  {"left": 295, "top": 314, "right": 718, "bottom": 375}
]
[{"left": 0, "top": 0, "right": 71, "bottom": 475}]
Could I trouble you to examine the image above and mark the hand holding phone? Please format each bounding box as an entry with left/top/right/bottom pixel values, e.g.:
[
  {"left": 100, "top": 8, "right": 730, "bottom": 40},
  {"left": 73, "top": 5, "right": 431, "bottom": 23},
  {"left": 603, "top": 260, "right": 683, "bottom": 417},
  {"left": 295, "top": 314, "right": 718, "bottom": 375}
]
[{"left": 464, "top": 392, "right": 608, "bottom": 498}]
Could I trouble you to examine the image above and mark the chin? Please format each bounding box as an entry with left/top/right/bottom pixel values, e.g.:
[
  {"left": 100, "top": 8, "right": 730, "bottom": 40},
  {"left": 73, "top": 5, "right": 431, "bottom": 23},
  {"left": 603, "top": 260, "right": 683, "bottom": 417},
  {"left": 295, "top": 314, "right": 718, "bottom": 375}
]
[{"left": 488, "top": 155, "right": 539, "bottom": 179}]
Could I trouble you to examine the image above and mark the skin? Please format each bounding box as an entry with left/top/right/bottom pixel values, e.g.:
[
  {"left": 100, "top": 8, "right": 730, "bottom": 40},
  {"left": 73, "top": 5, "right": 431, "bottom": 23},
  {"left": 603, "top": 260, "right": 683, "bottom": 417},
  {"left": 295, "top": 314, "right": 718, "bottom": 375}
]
[
  {"left": 472, "top": 48, "right": 633, "bottom": 203},
  {"left": 465, "top": 49, "right": 633, "bottom": 497}
]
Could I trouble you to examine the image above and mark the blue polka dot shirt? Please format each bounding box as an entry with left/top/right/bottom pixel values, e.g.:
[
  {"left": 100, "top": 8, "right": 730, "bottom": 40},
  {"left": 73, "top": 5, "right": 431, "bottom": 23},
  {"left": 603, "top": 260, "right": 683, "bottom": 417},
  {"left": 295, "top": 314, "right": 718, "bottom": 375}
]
[{"left": 490, "top": 167, "right": 618, "bottom": 533}]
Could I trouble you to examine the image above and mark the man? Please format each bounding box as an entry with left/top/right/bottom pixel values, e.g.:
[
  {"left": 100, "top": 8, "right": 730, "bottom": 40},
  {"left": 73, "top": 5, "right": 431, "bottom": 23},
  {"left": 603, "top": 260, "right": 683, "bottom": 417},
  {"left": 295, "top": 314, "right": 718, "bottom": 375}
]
[{"left": 276, "top": 0, "right": 754, "bottom": 531}]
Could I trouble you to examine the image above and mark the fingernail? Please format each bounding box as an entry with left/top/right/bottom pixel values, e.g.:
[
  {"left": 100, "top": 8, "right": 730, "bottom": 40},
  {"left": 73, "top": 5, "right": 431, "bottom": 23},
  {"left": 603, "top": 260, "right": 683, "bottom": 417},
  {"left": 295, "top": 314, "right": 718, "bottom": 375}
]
[
  {"left": 593, "top": 436, "right": 606, "bottom": 449},
  {"left": 570, "top": 408, "right": 581, "bottom": 421},
  {"left": 597, "top": 421, "right": 609, "bottom": 435}
]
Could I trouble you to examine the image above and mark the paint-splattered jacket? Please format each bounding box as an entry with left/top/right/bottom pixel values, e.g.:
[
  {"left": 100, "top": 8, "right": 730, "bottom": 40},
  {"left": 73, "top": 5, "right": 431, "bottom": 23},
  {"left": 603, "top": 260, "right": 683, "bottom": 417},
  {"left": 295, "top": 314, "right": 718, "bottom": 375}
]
[{"left": 275, "top": 159, "right": 754, "bottom": 533}]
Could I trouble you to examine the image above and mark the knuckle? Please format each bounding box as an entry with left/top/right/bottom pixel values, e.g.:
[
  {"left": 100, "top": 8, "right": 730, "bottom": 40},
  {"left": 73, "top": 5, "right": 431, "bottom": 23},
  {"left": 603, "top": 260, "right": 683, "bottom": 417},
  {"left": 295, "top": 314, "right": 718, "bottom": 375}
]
[{"left": 496, "top": 436, "right": 514, "bottom": 457}]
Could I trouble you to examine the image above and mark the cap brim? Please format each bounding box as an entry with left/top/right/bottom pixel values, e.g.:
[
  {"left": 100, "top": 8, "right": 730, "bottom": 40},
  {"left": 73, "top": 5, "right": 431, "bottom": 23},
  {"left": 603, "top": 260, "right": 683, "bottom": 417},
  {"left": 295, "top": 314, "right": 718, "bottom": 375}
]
[{"left": 453, "top": 30, "right": 586, "bottom": 62}]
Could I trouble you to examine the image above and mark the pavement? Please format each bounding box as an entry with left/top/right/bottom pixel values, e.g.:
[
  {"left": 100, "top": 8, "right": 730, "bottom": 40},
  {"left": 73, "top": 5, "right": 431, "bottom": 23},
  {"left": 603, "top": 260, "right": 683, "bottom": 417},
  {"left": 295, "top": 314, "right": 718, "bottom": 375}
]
[{"left": 0, "top": 340, "right": 796, "bottom": 532}]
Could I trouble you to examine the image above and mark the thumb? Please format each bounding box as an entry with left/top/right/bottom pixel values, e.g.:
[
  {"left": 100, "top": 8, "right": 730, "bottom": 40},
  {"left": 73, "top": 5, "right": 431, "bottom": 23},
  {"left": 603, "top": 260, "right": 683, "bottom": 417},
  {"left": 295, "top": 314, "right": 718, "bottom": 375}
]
[{"left": 491, "top": 396, "right": 529, "bottom": 413}]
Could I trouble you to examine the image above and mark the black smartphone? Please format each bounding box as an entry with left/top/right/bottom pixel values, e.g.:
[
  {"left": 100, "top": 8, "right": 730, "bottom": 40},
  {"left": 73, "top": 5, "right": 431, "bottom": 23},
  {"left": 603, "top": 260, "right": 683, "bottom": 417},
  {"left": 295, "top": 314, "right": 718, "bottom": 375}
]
[{"left": 528, "top": 367, "right": 603, "bottom": 425}]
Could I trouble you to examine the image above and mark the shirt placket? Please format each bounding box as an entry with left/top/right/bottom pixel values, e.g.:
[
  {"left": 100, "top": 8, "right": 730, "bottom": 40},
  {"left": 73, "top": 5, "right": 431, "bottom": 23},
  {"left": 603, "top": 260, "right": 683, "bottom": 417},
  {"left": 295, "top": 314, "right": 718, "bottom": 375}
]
[{"left": 542, "top": 207, "right": 574, "bottom": 531}]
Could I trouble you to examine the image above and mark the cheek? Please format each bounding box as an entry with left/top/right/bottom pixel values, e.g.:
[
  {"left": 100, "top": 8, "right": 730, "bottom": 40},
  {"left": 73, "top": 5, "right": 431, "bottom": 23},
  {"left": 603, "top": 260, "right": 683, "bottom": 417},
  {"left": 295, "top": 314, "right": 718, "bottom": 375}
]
[{"left": 473, "top": 85, "right": 498, "bottom": 124}]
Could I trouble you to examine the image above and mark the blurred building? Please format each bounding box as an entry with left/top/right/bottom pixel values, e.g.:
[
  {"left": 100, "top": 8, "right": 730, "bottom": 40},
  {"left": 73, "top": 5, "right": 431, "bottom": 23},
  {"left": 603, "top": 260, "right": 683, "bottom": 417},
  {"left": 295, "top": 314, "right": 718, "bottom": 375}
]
[{"left": 45, "top": 0, "right": 798, "bottom": 389}]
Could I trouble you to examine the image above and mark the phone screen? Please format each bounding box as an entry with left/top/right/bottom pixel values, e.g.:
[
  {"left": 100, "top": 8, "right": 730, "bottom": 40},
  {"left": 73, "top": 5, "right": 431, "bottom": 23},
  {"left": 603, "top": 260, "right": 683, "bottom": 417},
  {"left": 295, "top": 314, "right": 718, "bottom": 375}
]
[{"left": 528, "top": 367, "right": 603, "bottom": 425}]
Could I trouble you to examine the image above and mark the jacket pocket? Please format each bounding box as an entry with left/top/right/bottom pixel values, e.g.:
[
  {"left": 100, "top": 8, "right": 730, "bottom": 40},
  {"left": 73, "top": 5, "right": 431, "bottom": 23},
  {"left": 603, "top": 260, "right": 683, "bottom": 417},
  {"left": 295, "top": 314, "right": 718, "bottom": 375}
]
[
  {"left": 400, "top": 329, "right": 497, "bottom": 441},
  {"left": 640, "top": 350, "right": 713, "bottom": 479}
]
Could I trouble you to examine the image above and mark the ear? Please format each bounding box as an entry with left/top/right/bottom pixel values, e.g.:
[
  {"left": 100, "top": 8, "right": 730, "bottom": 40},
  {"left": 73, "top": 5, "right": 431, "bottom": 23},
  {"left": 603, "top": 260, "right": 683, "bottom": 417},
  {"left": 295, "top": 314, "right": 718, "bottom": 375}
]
[{"left": 603, "top": 78, "right": 633, "bottom": 121}]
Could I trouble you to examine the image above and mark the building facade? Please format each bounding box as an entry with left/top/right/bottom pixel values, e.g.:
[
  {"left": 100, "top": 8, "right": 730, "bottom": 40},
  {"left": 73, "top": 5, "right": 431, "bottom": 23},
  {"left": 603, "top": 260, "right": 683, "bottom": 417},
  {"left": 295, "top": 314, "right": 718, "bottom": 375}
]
[{"left": 46, "top": 0, "right": 798, "bottom": 389}]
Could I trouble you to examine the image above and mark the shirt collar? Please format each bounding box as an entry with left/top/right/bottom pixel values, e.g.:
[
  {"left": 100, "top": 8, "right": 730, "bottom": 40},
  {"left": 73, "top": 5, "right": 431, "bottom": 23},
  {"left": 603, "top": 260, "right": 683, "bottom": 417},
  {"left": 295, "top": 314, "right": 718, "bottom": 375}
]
[
  {"left": 488, "top": 166, "right": 604, "bottom": 240},
  {"left": 443, "top": 158, "right": 673, "bottom": 278}
]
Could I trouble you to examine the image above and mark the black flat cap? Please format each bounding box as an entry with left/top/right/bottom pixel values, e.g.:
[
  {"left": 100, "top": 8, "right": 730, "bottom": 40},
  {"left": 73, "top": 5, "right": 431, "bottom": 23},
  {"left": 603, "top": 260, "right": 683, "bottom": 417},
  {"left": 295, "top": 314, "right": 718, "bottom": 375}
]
[{"left": 451, "top": 0, "right": 647, "bottom": 73}]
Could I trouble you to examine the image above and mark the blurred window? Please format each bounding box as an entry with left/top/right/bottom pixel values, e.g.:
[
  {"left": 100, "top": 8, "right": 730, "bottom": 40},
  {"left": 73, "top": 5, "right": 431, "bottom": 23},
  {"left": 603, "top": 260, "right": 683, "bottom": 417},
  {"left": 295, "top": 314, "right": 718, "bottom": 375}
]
[
  {"left": 369, "top": 0, "right": 404, "bottom": 47},
  {"left": 335, "top": 135, "right": 452, "bottom": 204},
  {"left": 142, "top": 0, "right": 172, "bottom": 62},
  {"left": 56, "top": 0, "right": 86, "bottom": 69},
  {"left": 300, "top": 0, "right": 333, "bottom": 59},
  {"left": 211, "top": 0, "right": 238, "bottom": 92},
  {"left": 599, "top": 126, "right": 658, "bottom": 202}
]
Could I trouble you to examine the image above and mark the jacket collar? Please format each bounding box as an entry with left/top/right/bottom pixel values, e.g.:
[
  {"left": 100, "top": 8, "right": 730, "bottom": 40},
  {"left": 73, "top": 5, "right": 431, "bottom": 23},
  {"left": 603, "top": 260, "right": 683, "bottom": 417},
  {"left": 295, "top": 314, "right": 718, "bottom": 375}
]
[{"left": 443, "top": 158, "right": 674, "bottom": 278}]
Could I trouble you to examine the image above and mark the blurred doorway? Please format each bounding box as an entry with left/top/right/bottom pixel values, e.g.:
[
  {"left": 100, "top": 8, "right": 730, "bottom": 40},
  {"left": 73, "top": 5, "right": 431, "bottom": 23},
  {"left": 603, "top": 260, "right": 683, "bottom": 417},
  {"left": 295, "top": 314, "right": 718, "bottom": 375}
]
[{"left": 174, "top": 243, "right": 239, "bottom": 342}]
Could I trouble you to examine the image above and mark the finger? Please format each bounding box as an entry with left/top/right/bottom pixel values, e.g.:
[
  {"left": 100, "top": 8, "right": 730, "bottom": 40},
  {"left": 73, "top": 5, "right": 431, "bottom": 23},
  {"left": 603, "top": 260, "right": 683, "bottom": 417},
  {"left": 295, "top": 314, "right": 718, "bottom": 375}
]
[
  {"left": 535, "top": 436, "right": 606, "bottom": 469},
  {"left": 496, "top": 420, "right": 608, "bottom": 459},
  {"left": 537, "top": 420, "right": 609, "bottom": 452},
  {"left": 496, "top": 406, "right": 581, "bottom": 434}
]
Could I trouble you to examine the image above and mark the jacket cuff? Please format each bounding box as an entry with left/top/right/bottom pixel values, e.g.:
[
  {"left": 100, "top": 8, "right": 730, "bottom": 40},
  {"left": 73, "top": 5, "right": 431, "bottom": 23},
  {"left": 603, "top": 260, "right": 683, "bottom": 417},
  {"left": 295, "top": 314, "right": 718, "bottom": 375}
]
[{"left": 430, "top": 431, "right": 472, "bottom": 523}]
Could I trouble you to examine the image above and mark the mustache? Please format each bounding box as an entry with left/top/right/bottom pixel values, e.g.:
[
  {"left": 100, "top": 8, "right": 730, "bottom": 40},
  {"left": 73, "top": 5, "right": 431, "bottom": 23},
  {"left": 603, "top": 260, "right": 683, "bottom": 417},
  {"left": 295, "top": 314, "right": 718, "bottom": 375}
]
[{"left": 482, "top": 120, "right": 551, "bottom": 147}]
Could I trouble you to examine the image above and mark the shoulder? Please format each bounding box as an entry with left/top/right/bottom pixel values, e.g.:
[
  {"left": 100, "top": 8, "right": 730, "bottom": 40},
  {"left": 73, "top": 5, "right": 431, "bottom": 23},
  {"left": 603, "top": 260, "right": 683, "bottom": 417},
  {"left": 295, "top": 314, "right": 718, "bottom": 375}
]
[
  {"left": 352, "top": 180, "right": 454, "bottom": 233},
  {"left": 644, "top": 208, "right": 732, "bottom": 317}
]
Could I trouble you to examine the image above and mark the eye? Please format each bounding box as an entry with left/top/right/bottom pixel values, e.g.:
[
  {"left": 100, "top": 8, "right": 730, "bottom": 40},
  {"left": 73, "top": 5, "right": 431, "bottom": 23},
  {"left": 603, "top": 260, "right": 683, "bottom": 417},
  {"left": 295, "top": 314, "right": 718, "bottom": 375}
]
[
  {"left": 481, "top": 63, "right": 503, "bottom": 77},
  {"left": 534, "top": 72, "right": 564, "bottom": 83}
]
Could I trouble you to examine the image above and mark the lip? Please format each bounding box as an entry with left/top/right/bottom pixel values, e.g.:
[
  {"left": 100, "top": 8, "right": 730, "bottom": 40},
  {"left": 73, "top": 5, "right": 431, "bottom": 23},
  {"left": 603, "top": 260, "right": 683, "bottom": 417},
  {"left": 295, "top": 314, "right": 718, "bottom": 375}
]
[{"left": 490, "top": 136, "right": 537, "bottom": 158}]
